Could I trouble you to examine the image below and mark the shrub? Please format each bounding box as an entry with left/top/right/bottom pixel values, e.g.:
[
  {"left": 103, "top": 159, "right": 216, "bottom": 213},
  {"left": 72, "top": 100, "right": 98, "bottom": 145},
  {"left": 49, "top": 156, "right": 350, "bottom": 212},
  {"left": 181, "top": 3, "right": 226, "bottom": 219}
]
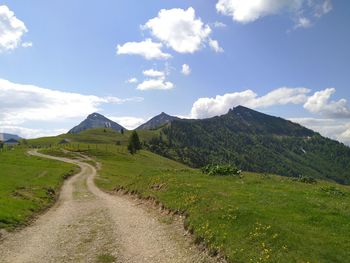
[
  {"left": 201, "top": 164, "right": 241, "bottom": 177},
  {"left": 320, "top": 186, "right": 346, "bottom": 196},
  {"left": 293, "top": 175, "right": 317, "bottom": 184}
]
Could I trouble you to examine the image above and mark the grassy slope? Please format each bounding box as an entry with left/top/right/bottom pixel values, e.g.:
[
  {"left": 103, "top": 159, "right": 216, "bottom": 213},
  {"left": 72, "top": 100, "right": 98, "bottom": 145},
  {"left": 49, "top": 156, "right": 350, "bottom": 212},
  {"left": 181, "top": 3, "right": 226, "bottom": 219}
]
[
  {"left": 62, "top": 146, "right": 350, "bottom": 263},
  {"left": 28, "top": 128, "right": 159, "bottom": 146},
  {"left": 0, "top": 148, "right": 77, "bottom": 230}
]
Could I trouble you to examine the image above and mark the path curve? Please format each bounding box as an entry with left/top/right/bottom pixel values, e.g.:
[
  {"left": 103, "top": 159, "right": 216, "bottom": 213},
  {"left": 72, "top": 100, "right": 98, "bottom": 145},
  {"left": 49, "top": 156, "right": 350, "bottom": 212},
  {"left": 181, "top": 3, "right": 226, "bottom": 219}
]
[{"left": 0, "top": 150, "right": 216, "bottom": 263}]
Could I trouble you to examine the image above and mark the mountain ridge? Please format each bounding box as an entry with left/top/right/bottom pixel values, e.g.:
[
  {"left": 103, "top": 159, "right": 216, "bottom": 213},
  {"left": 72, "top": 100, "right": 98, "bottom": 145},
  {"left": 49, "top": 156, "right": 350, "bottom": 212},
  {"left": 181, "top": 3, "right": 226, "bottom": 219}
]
[
  {"left": 68, "top": 113, "right": 125, "bottom": 134},
  {"left": 136, "top": 112, "right": 179, "bottom": 130},
  {"left": 145, "top": 105, "right": 350, "bottom": 184},
  {"left": 0, "top": 133, "right": 22, "bottom": 141}
]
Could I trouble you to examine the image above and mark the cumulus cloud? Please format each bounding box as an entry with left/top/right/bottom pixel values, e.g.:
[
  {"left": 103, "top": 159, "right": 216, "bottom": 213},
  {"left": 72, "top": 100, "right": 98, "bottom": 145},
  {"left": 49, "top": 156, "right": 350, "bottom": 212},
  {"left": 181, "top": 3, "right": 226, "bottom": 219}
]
[
  {"left": 303, "top": 88, "right": 350, "bottom": 118},
  {"left": 0, "top": 5, "right": 28, "bottom": 52},
  {"left": 143, "top": 7, "right": 220, "bottom": 54},
  {"left": 256, "top": 87, "right": 310, "bottom": 106},
  {"left": 126, "top": 78, "right": 138, "bottom": 84},
  {"left": 108, "top": 116, "right": 146, "bottom": 130},
  {"left": 190, "top": 87, "right": 311, "bottom": 118},
  {"left": 0, "top": 78, "right": 143, "bottom": 125},
  {"left": 191, "top": 87, "right": 310, "bottom": 118},
  {"left": 143, "top": 69, "right": 165, "bottom": 78},
  {"left": 181, "top": 64, "right": 191, "bottom": 75},
  {"left": 137, "top": 78, "right": 174, "bottom": 91},
  {"left": 116, "top": 38, "right": 171, "bottom": 60},
  {"left": 340, "top": 127, "right": 350, "bottom": 145},
  {"left": 216, "top": 0, "right": 332, "bottom": 27},
  {"left": 188, "top": 85, "right": 350, "bottom": 145},
  {"left": 208, "top": 38, "right": 224, "bottom": 53},
  {"left": 289, "top": 118, "right": 350, "bottom": 145}
]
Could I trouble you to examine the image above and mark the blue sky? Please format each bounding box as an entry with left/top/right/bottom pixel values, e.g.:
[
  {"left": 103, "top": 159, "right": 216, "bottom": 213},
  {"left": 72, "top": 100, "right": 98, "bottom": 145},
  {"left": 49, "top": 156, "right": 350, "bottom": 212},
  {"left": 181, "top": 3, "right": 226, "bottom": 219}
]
[{"left": 0, "top": 0, "right": 350, "bottom": 144}]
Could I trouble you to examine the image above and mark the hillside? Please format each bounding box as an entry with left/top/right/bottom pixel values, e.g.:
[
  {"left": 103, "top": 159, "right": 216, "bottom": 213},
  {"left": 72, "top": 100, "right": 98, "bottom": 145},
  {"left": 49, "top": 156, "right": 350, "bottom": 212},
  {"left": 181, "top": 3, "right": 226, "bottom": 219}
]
[
  {"left": 136, "top": 112, "right": 179, "bottom": 130},
  {"left": 24, "top": 126, "right": 350, "bottom": 262},
  {"left": 29, "top": 128, "right": 159, "bottom": 147},
  {"left": 68, "top": 113, "right": 125, "bottom": 134},
  {"left": 52, "top": 145, "right": 350, "bottom": 263},
  {"left": 146, "top": 106, "right": 350, "bottom": 184}
]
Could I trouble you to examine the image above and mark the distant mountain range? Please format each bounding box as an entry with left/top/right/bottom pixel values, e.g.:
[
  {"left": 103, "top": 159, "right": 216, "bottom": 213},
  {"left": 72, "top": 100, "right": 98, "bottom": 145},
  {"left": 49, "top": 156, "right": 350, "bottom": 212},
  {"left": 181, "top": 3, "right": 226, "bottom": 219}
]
[
  {"left": 0, "top": 133, "right": 21, "bottom": 141},
  {"left": 68, "top": 113, "right": 125, "bottom": 134},
  {"left": 136, "top": 112, "right": 179, "bottom": 130},
  {"left": 69, "top": 112, "right": 179, "bottom": 134},
  {"left": 145, "top": 106, "right": 350, "bottom": 184}
]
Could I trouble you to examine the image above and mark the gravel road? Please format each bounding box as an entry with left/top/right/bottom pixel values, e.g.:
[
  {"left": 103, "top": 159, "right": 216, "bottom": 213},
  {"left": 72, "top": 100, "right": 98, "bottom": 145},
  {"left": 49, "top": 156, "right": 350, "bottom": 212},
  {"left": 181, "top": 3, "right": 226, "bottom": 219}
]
[{"left": 0, "top": 150, "right": 217, "bottom": 263}]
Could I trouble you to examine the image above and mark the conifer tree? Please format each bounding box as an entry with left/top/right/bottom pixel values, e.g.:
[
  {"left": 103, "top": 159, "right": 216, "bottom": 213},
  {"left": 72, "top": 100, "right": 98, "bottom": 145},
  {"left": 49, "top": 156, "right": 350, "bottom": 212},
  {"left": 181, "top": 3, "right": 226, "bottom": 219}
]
[{"left": 127, "top": 131, "right": 141, "bottom": 154}]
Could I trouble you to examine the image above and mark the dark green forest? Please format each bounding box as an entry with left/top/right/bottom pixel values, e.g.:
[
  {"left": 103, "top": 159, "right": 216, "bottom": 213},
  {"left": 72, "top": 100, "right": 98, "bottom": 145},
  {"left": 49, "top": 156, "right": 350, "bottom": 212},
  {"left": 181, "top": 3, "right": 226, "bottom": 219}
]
[{"left": 145, "top": 106, "right": 350, "bottom": 184}]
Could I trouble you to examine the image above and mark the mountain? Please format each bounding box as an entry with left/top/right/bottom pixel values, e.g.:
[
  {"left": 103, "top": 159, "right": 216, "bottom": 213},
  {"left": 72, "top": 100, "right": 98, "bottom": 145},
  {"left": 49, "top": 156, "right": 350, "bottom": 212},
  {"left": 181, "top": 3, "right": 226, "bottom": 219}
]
[
  {"left": 0, "top": 133, "right": 21, "bottom": 141},
  {"left": 136, "top": 112, "right": 179, "bottom": 130},
  {"left": 146, "top": 106, "right": 350, "bottom": 184},
  {"left": 68, "top": 113, "right": 125, "bottom": 134}
]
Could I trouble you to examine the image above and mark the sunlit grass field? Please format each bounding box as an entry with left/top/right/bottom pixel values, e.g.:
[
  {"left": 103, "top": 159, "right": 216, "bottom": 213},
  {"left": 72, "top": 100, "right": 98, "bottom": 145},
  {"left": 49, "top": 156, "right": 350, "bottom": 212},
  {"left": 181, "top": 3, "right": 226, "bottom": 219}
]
[
  {"left": 0, "top": 148, "right": 77, "bottom": 230},
  {"left": 29, "top": 128, "right": 159, "bottom": 146},
  {"left": 45, "top": 143, "right": 350, "bottom": 263}
]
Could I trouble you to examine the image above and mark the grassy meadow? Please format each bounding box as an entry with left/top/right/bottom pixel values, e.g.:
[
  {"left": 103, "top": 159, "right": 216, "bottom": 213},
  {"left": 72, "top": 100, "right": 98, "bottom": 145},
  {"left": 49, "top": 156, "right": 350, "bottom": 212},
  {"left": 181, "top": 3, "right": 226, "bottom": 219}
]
[
  {"left": 28, "top": 128, "right": 159, "bottom": 146},
  {"left": 0, "top": 148, "right": 77, "bottom": 230},
  {"left": 44, "top": 143, "right": 350, "bottom": 263}
]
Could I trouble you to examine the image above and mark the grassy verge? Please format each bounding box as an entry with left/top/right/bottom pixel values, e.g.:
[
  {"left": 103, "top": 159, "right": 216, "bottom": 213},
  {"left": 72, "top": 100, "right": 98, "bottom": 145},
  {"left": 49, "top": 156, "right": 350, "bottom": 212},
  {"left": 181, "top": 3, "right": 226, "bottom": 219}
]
[
  {"left": 64, "top": 146, "right": 350, "bottom": 263},
  {"left": 0, "top": 148, "right": 78, "bottom": 230}
]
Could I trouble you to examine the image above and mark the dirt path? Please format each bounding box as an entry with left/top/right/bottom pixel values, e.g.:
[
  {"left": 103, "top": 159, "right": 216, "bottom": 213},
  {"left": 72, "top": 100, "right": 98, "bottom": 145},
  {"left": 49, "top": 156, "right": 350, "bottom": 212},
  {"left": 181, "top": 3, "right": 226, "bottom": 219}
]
[{"left": 0, "top": 150, "right": 216, "bottom": 263}]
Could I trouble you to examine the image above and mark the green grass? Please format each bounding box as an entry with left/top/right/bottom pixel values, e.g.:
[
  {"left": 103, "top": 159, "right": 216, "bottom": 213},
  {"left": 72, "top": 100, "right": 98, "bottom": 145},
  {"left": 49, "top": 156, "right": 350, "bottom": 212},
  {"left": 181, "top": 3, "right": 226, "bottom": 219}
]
[
  {"left": 0, "top": 148, "right": 77, "bottom": 230},
  {"left": 28, "top": 128, "right": 159, "bottom": 147},
  {"left": 68, "top": 146, "right": 350, "bottom": 263},
  {"left": 96, "top": 253, "right": 116, "bottom": 263},
  {"left": 24, "top": 129, "right": 350, "bottom": 261}
]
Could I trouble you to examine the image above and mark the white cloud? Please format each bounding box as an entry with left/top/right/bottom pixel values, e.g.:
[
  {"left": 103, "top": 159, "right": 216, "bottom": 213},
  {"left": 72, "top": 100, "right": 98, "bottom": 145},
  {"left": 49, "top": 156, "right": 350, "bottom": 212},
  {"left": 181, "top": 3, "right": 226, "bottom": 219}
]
[
  {"left": 289, "top": 118, "right": 350, "bottom": 145},
  {"left": 181, "top": 64, "right": 191, "bottom": 75},
  {"left": 108, "top": 116, "right": 146, "bottom": 130},
  {"left": 208, "top": 38, "right": 224, "bottom": 53},
  {"left": 0, "top": 5, "right": 28, "bottom": 52},
  {"left": 340, "top": 127, "right": 350, "bottom": 145},
  {"left": 216, "top": 0, "right": 332, "bottom": 27},
  {"left": 137, "top": 67, "right": 174, "bottom": 91},
  {"left": 21, "top": 41, "right": 32, "bottom": 48},
  {"left": 0, "top": 126, "right": 67, "bottom": 139},
  {"left": 190, "top": 87, "right": 311, "bottom": 118},
  {"left": 143, "top": 7, "right": 220, "bottom": 54},
  {"left": 137, "top": 78, "right": 174, "bottom": 91},
  {"left": 126, "top": 78, "right": 138, "bottom": 84},
  {"left": 256, "top": 87, "right": 310, "bottom": 106},
  {"left": 0, "top": 78, "right": 143, "bottom": 125},
  {"left": 188, "top": 86, "right": 350, "bottom": 145},
  {"left": 213, "top": 21, "right": 227, "bottom": 28},
  {"left": 143, "top": 69, "right": 165, "bottom": 78},
  {"left": 116, "top": 38, "right": 171, "bottom": 60},
  {"left": 295, "top": 17, "right": 312, "bottom": 29},
  {"left": 303, "top": 88, "right": 350, "bottom": 118}
]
